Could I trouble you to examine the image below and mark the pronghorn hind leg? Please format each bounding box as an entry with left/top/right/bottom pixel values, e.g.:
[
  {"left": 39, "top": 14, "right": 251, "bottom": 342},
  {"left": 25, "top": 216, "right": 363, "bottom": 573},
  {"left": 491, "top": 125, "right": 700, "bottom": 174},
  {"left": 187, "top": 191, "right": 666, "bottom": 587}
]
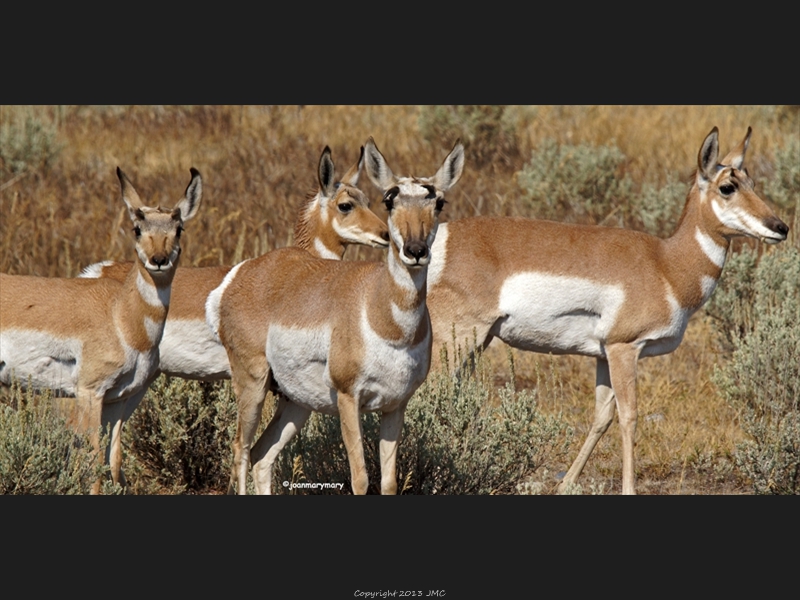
[
  {"left": 379, "top": 406, "right": 406, "bottom": 495},
  {"left": 557, "top": 357, "right": 616, "bottom": 493},
  {"left": 249, "top": 394, "right": 311, "bottom": 495},
  {"left": 605, "top": 343, "right": 640, "bottom": 495},
  {"left": 337, "top": 391, "right": 368, "bottom": 495}
]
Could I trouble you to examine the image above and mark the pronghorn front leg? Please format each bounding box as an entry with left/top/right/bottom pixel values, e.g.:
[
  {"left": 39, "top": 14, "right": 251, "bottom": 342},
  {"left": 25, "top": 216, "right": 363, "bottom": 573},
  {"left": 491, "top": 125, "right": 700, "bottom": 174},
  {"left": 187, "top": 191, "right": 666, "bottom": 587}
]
[
  {"left": 102, "top": 399, "right": 129, "bottom": 490},
  {"left": 606, "top": 343, "right": 640, "bottom": 495},
  {"left": 558, "top": 358, "right": 616, "bottom": 493},
  {"left": 250, "top": 394, "right": 312, "bottom": 495},
  {"left": 379, "top": 406, "right": 406, "bottom": 495},
  {"left": 228, "top": 360, "right": 270, "bottom": 495},
  {"left": 337, "top": 391, "right": 368, "bottom": 495}
]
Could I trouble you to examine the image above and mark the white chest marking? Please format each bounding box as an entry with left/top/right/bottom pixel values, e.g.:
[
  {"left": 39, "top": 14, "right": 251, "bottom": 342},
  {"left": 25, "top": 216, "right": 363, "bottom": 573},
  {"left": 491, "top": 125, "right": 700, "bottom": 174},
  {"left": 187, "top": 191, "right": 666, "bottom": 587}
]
[
  {"left": 494, "top": 273, "right": 626, "bottom": 357},
  {"left": 639, "top": 290, "right": 690, "bottom": 357},
  {"left": 427, "top": 222, "right": 448, "bottom": 288},
  {"left": 137, "top": 271, "right": 171, "bottom": 308},
  {"left": 355, "top": 305, "right": 430, "bottom": 413}
]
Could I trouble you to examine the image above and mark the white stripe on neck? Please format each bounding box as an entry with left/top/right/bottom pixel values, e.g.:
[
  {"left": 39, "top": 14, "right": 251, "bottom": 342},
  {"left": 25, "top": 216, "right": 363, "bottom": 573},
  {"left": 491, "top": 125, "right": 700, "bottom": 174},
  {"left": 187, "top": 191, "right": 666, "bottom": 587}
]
[
  {"left": 137, "top": 270, "right": 171, "bottom": 307},
  {"left": 694, "top": 228, "right": 726, "bottom": 269}
]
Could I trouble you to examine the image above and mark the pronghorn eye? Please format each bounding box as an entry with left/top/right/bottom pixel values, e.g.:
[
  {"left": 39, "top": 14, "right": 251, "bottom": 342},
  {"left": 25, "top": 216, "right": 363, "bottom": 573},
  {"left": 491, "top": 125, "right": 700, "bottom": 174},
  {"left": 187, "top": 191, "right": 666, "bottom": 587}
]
[
  {"left": 719, "top": 184, "right": 736, "bottom": 196},
  {"left": 337, "top": 202, "right": 353, "bottom": 214},
  {"left": 435, "top": 198, "right": 447, "bottom": 212},
  {"left": 133, "top": 226, "right": 141, "bottom": 237},
  {"left": 175, "top": 226, "right": 183, "bottom": 239}
]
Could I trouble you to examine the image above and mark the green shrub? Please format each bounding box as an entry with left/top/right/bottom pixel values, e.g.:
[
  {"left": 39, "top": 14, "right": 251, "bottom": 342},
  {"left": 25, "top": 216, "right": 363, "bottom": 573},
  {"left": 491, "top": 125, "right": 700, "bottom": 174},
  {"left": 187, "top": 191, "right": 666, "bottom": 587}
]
[
  {"left": 418, "top": 105, "right": 521, "bottom": 168},
  {"left": 764, "top": 136, "right": 800, "bottom": 213},
  {"left": 0, "top": 114, "right": 62, "bottom": 176},
  {"left": 274, "top": 351, "right": 573, "bottom": 495},
  {"left": 631, "top": 176, "right": 688, "bottom": 237},
  {"left": 0, "top": 382, "right": 103, "bottom": 494},
  {"left": 516, "top": 139, "right": 633, "bottom": 224},
  {"left": 711, "top": 246, "right": 800, "bottom": 494},
  {"left": 123, "top": 376, "right": 238, "bottom": 494}
]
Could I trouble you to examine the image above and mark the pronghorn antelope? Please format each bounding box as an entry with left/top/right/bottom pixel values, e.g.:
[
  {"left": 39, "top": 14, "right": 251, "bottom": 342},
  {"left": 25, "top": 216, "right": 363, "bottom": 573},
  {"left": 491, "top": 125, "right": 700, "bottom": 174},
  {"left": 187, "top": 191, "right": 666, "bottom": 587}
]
[
  {"left": 208, "top": 137, "right": 464, "bottom": 495},
  {"left": 0, "top": 167, "right": 202, "bottom": 492},
  {"left": 425, "top": 127, "right": 789, "bottom": 495},
  {"left": 80, "top": 146, "right": 389, "bottom": 382}
]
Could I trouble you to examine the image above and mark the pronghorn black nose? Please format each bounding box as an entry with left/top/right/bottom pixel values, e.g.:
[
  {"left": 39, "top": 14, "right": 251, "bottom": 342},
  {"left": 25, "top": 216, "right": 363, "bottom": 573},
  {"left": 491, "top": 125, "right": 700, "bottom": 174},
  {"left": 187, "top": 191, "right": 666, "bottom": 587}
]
[
  {"left": 381, "top": 231, "right": 390, "bottom": 242},
  {"left": 151, "top": 254, "right": 169, "bottom": 267},
  {"left": 765, "top": 216, "right": 790, "bottom": 237},
  {"left": 403, "top": 240, "right": 428, "bottom": 261}
]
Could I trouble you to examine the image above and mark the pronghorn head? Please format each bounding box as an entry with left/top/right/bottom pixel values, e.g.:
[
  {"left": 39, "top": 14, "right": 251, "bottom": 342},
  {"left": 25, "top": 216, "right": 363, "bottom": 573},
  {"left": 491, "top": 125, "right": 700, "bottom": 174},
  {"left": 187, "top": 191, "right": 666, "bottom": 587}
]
[
  {"left": 296, "top": 146, "right": 389, "bottom": 257},
  {"left": 364, "top": 137, "right": 464, "bottom": 268},
  {"left": 117, "top": 167, "right": 203, "bottom": 278},
  {"left": 696, "top": 127, "right": 789, "bottom": 244}
]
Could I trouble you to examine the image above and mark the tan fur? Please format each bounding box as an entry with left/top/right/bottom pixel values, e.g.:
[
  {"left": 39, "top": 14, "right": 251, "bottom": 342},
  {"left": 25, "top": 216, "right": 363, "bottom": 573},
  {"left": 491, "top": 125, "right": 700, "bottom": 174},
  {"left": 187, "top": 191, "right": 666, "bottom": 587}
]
[
  {"left": 82, "top": 147, "right": 389, "bottom": 382},
  {"left": 213, "top": 137, "right": 465, "bottom": 495},
  {"left": 426, "top": 127, "right": 789, "bottom": 494},
  {"left": 0, "top": 167, "right": 202, "bottom": 493}
]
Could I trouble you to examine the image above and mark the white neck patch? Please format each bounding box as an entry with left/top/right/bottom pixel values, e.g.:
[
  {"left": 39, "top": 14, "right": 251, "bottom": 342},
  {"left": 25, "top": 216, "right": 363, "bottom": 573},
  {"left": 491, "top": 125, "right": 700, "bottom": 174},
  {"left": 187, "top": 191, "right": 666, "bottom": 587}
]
[
  {"left": 313, "top": 238, "right": 340, "bottom": 260},
  {"left": 137, "top": 270, "right": 171, "bottom": 307},
  {"left": 694, "top": 227, "right": 726, "bottom": 269}
]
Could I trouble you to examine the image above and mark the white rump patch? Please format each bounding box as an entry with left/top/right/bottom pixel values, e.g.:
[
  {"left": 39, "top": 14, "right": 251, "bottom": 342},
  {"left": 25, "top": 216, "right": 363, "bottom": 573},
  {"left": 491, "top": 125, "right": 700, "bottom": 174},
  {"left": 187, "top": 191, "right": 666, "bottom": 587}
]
[
  {"left": 205, "top": 260, "right": 245, "bottom": 340},
  {"left": 78, "top": 260, "right": 115, "bottom": 279}
]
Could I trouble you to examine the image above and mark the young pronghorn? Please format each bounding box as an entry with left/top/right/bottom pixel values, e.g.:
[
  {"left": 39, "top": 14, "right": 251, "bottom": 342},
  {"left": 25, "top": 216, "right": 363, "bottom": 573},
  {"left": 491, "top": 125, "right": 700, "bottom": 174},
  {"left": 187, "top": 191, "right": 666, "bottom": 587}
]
[
  {"left": 425, "top": 127, "right": 789, "bottom": 495},
  {"left": 0, "top": 167, "right": 202, "bottom": 492},
  {"left": 208, "top": 137, "right": 465, "bottom": 495},
  {"left": 80, "top": 146, "right": 389, "bottom": 382}
]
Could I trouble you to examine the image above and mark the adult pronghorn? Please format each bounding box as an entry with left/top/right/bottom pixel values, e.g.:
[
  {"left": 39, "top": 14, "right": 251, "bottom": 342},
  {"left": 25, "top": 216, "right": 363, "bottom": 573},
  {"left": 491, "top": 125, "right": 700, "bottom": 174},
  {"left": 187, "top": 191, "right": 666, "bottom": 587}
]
[
  {"left": 0, "top": 167, "right": 202, "bottom": 492},
  {"left": 208, "top": 137, "right": 465, "bottom": 495},
  {"left": 80, "top": 146, "right": 389, "bottom": 382},
  {"left": 425, "top": 127, "right": 789, "bottom": 495}
]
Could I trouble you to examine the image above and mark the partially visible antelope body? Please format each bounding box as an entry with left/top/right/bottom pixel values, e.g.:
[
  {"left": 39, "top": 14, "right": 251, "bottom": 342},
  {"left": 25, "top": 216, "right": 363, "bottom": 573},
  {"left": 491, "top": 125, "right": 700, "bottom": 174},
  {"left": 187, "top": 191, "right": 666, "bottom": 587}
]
[
  {"left": 424, "top": 127, "right": 789, "bottom": 494},
  {"left": 0, "top": 167, "right": 203, "bottom": 492},
  {"left": 81, "top": 146, "right": 389, "bottom": 382},
  {"left": 208, "top": 137, "right": 465, "bottom": 495}
]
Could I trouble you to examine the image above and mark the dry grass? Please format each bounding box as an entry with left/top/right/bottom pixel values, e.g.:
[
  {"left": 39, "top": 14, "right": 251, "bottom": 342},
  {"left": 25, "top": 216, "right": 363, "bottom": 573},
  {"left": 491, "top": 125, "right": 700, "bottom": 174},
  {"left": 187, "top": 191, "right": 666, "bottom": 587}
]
[{"left": 2, "top": 104, "right": 796, "bottom": 494}]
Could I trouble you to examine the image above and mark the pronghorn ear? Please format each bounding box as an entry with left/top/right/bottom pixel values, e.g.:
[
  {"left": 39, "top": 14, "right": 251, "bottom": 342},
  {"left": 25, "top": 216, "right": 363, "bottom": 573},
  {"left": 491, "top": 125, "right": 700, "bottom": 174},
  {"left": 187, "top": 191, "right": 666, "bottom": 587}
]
[
  {"left": 698, "top": 127, "right": 720, "bottom": 180},
  {"left": 431, "top": 139, "right": 465, "bottom": 192},
  {"left": 339, "top": 145, "right": 364, "bottom": 188},
  {"left": 364, "top": 137, "right": 396, "bottom": 191},
  {"left": 174, "top": 167, "right": 203, "bottom": 222},
  {"left": 318, "top": 146, "right": 336, "bottom": 199},
  {"left": 117, "top": 167, "right": 145, "bottom": 221},
  {"left": 720, "top": 126, "right": 752, "bottom": 170}
]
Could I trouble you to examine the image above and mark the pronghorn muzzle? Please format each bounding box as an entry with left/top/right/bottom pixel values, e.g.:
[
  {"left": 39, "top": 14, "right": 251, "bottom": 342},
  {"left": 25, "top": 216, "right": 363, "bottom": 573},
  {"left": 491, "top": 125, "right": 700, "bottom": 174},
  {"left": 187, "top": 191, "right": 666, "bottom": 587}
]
[
  {"left": 764, "top": 216, "right": 790, "bottom": 244},
  {"left": 403, "top": 239, "right": 429, "bottom": 263}
]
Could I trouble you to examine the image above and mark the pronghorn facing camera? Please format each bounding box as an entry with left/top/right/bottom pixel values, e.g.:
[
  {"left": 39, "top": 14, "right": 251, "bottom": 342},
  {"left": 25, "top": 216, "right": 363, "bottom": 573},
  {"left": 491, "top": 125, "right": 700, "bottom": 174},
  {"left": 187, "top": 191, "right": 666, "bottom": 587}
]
[
  {"left": 425, "top": 127, "right": 789, "bottom": 495},
  {"left": 0, "top": 167, "right": 202, "bottom": 493},
  {"left": 81, "top": 145, "right": 389, "bottom": 382},
  {"left": 208, "top": 137, "right": 464, "bottom": 494}
]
